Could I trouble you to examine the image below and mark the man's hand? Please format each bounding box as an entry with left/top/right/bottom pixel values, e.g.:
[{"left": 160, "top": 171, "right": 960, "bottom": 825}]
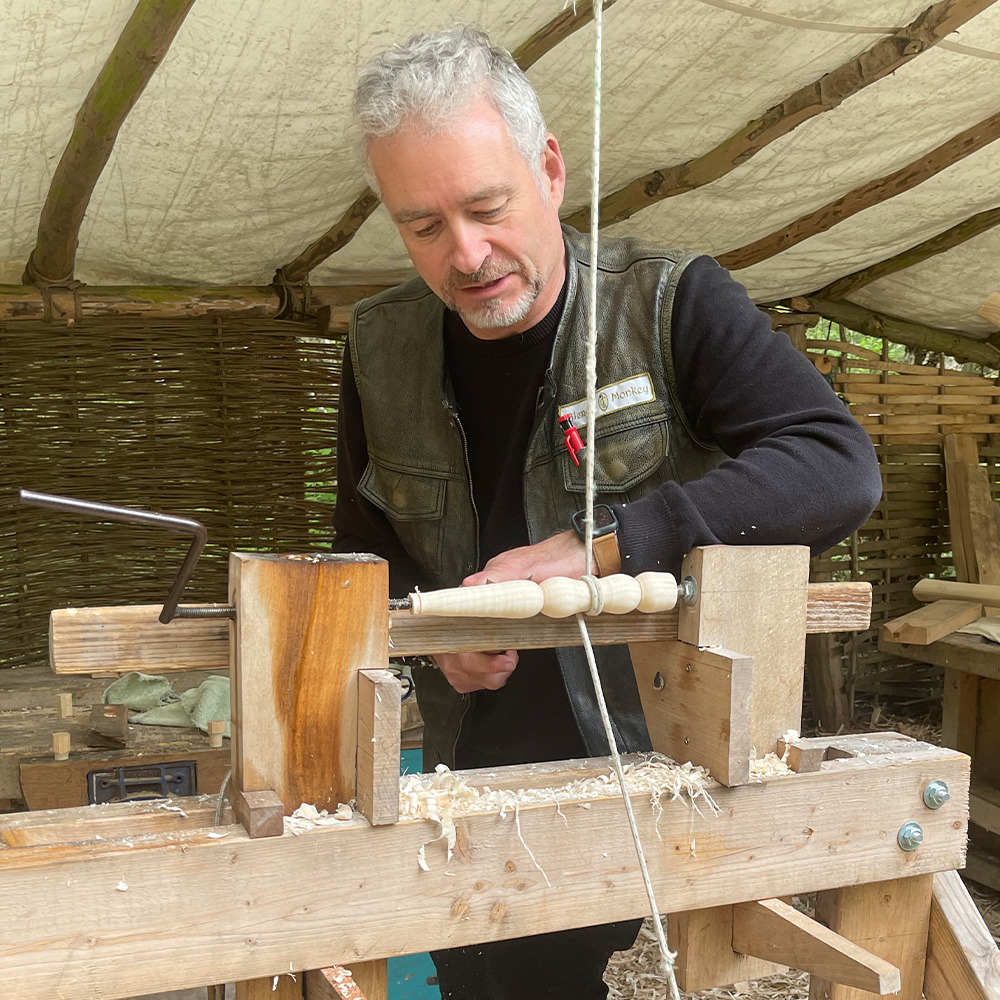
[
  {"left": 432, "top": 650, "right": 519, "bottom": 693},
  {"left": 463, "top": 529, "right": 586, "bottom": 586}
]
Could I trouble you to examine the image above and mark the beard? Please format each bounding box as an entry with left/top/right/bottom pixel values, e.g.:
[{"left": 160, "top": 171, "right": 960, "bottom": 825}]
[{"left": 441, "top": 252, "right": 544, "bottom": 330}]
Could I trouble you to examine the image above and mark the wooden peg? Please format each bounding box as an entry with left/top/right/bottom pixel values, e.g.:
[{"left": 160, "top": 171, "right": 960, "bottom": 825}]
[
  {"left": 356, "top": 669, "right": 401, "bottom": 826},
  {"left": 52, "top": 732, "right": 70, "bottom": 761},
  {"left": 56, "top": 692, "right": 73, "bottom": 718},
  {"left": 207, "top": 720, "right": 226, "bottom": 748}
]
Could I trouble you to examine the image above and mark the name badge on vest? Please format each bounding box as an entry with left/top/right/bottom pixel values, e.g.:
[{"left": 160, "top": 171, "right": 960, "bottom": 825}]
[{"left": 558, "top": 373, "right": 656, "bottom": 429}]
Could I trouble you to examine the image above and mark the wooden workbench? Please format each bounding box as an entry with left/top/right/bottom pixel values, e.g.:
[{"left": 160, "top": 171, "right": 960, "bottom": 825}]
[{"left": 0, "top": 665, "right": 229, "bottom": 810}]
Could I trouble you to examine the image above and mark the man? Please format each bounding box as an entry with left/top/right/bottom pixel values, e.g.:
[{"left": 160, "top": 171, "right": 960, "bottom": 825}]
[{"left": 333, "top": 25, "right": 881, "bottom": 1000}]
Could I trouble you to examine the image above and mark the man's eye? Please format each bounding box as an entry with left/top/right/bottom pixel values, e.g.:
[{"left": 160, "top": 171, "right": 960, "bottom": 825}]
[
  {"left": 415, "top": 223, "right": 438, "bottom": 238},
  {"left": 478, "top": 205, "right": 505, "bottom": 219}
]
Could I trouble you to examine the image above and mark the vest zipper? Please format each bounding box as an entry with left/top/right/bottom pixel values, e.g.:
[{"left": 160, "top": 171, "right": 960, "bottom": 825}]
[{"left": 447, "top": 404, "right": 478, "bottom": 767}]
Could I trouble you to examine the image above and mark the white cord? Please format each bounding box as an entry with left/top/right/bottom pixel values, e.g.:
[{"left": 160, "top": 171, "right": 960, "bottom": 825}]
[{"left": 579, "top": 4, "right": 680, "bottom": 997}]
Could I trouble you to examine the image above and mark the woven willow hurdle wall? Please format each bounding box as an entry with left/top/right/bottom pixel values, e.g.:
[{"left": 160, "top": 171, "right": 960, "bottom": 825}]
[
  {"left": 0, "top": 317, "right": 342, "bottom": 670},
  {"left": 805, "top": 336, "right": 1000, "bottom": 715}
]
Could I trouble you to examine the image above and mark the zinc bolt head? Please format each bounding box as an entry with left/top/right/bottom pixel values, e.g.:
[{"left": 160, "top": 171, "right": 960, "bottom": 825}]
[
  {"left": 923, "top": 780, "right": 950, "bottom": 810},
  {"left": 680, "top": 576, "right": 699, "bottom": 606},
  {"left": 897, "top": 821, "right": 923, "bottom": 852}
]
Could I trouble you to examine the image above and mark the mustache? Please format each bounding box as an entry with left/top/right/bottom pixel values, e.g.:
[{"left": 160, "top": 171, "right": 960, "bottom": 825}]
[{"left": 444, "top": 255, "right": 525, "bottom": 292}]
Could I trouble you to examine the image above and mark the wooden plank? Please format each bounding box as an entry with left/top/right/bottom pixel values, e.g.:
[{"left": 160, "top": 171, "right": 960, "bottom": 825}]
[
  {"left": 733, "top": 897, "right": 900, "bottom": 993},
  {"left": 629, "top": 642, "right": 752, "bottom": 786},
  {"left": 0, "top": 745, "right": 969, "bottom": 1000},
  {"left": 0, "top": 794, "right": 229, "bottom": 848},
  {"left": 970, "top": 780, "right": 1000, "bottom": 836},
  {"left": 678, "top": 545, "right": 809, "bottom": 752},
  {"left": 356, "top": 670, "right": 401, "bottom": 825},
  {"left": 944, "top": 435, "right": 983, "bottom": 585},
  {"left": 924, "top": 869, "right": 1000, "bottom": 1000},
  {"left": 669, "top": 904, "right": 786, "bottom": 990},
  {"left": 881, "top": 601, "right": 983, "bottom": 645},
  {"left": 47, "top": 582, "right": 871, "bottom": 673},
  {"left": 810, "top": 875, "right": 935, "bottom": 1000},
  {"left": 229, "top": 552, "right": 389, "bottom": 816}
]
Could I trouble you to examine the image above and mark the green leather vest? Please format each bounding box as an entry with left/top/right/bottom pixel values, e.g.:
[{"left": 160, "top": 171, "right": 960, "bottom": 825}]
[{"left": 349, "top": 226, "right": 721, "bottom": 767}]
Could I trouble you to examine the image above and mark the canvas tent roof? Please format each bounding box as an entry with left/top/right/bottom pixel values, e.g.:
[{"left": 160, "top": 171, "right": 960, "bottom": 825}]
[{"left": 3, "top": 0, "right": 1000, "bottom": 349}]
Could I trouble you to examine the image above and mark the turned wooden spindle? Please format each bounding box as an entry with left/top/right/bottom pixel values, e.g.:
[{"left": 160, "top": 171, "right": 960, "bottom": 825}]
[{"left": 408, "top": 572, "right": 679, "bottom": 619}]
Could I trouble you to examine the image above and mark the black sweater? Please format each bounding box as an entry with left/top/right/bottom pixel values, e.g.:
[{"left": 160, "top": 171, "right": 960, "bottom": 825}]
[{"left": 332, "top": 255, "right": 881, "bottom": 766}]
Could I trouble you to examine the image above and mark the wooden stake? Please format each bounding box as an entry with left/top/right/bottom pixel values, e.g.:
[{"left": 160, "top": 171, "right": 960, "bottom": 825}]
[
  {"left": 56, "top": 692, "right": 73, "bottom": 719},
  {"left": 356, "top": 670, "right": 401, "bottom": 826}
]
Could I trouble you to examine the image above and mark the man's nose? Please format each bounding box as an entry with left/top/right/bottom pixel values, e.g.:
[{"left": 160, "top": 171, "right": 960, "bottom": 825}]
[{"left": 449, "top": 221, "right": 491, "bottom": 275}]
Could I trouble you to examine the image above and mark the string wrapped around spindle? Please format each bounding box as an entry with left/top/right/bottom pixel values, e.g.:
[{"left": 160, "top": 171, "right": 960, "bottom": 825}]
[{"left": 406, "top": 571, "right": 677, "bottom": 618}]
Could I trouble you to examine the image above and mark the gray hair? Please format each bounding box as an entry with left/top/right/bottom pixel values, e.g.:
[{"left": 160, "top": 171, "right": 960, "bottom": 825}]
[{"left": 354, "top": 26, "right": 548, "bottom": 192}]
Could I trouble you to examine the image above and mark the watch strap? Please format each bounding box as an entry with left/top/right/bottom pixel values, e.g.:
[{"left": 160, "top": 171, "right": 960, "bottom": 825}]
[{"left": 591, "top": 530, "right": 621, "bottom": 578}]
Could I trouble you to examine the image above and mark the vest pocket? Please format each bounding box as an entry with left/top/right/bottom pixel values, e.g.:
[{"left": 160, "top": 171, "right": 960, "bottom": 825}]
[
  {"left": 561, "top": 417, "right": 670, "bottom": 495},
  {"left": 358, "top": 458, "right": 448, "bottom": 574}
]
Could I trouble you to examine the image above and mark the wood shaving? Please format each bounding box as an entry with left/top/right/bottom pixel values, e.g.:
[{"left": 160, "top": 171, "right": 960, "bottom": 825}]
[
  {"left": 399, "top": 755, "right": 718, "bottom": 873},
  {"left": 284, "top": 801, "right": 354, "bottom": 835}
]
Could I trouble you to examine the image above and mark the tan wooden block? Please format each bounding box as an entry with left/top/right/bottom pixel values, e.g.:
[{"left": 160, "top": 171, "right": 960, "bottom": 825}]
[
  {"left": 678, "top": 545, "right": 810, "bottom": 752},
  {"left": 630, "top": 641, "right": 751, "bottom": 785},
  {"left": 356, "top": 669, "right": 401, "bottom": 825},
  {"left": 881, "top": 601, "right": 983, "bottom": 646}
]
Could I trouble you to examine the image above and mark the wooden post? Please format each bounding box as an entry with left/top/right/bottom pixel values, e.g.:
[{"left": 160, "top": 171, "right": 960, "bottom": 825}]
[
  {"left": 678, "top": 545, "right": 810, "bottom": 752},
  {"left": 810, "top": 875, "right": 934, "bottom": 1000},
  {"left": 228, "top": 552, "right": 389, "bottom": 999},
  {"left": 228, "top": 552, "right": 388, "bottom": 817},
  {"left": 356, "top": 669, "right": 401, "bottom": 826}
]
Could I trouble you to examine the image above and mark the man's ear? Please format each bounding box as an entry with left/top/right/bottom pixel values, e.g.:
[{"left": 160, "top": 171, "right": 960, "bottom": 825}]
[{"left": 540, "top": 134, "right": 566, "bottom": 210}]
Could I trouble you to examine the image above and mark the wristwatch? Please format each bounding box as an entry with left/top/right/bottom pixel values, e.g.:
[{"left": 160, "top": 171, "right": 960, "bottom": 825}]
[{"left": 571, "top": 504, "right": 622, "bottom": 578}]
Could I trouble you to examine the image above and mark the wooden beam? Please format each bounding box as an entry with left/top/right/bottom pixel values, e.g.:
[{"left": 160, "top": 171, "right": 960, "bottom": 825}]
[
  {"left": 811, "top": 875, "right": 935, "bottom": 1000},
  {"left": 678, "top": 545, "right": 809, "bottom": 752},
  {"left": 48, "top": 581, "right": 871, "bottom": 674},
  {"left": 881, "top": 600, "right": 984, "bottom": 646},
  {"left": 0, "top": 744, "right": 968, "bottom": 1000},
  {"left": 563, "top": 0, "right": 995, "bottom": 230},
  {"left": 924, "top": 869, "right": 1000, "bottom": 1000},
  {"left": 23, "top": 0, "right": 196, "bottom": 284},
  {"left": 772, "top": 297, "right": 1000, "bottom": 368},
  {"left": 276, "top": 2, "right": 617, "bottom": 282},
  {"left": 732, "top": 898, "right": 901, "bottom": 994},
  {"left": 277, "top": 192, "right": 382, "bottom": 285},
  {"left": 814, "top": 206, "right": 1000, "bottom": 301},
  {"left": 229, "top": 552, "right": 388, "bottom": 816},
  {"left": 718, "top": 115, "right": 1000, "bottom": 272},
  {"left": 0, "top": 283, "right": 389, "bottom": 326},
  {"left": 629, "top": 642, "right": 752, "bottom": 786}
]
